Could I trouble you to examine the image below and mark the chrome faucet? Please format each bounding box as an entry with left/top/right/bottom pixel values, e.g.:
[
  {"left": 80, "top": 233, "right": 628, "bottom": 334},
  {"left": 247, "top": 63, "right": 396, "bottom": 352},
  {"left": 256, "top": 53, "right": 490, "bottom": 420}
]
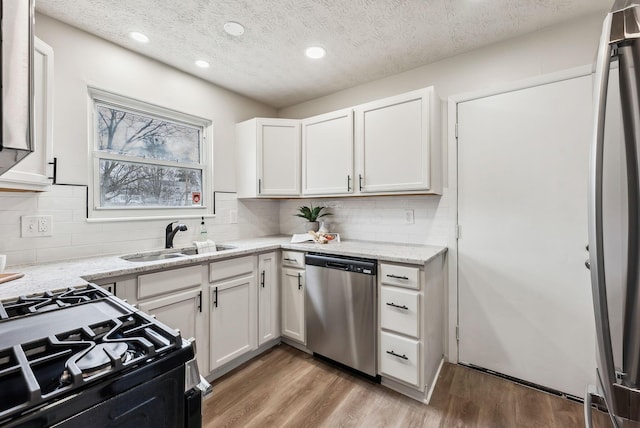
[{"left": 165, "top": 221, "right": 188, "bottom": 248}]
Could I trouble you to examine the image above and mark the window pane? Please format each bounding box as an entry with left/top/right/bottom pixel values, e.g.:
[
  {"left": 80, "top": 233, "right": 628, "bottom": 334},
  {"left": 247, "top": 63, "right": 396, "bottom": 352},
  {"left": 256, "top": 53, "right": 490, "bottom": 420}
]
[
  {"left": 99, "top": 159, "right": 203, "bottom": 208},
  {"left": 96, "top": 105, "right": 200, "bottom": 164}
]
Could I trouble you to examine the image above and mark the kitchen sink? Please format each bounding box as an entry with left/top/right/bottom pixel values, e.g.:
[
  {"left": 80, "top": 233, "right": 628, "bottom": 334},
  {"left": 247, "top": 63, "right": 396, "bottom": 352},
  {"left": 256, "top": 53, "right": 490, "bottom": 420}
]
[
  {"left": 121, "top": 252, "right": 186, "bottom": 262},
  {"left": 121, "top": 244, "right": 237, "bottom": 262}
]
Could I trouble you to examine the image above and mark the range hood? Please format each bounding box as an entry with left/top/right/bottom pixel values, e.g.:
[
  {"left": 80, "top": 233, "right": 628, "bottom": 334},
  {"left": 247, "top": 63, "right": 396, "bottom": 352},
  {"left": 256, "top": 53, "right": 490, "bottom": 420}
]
[{"left": 0, "top": 0, "right": 35, "bottom": 176}]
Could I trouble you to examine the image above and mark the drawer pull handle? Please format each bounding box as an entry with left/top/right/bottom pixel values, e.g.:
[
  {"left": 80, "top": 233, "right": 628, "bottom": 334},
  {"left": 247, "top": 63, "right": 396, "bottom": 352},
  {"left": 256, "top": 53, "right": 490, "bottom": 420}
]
[
  {"left": 298, "top": 272, "right": 302, "bottom": 290},
  {"left": 284, "top": 258, "right": 298, "bottom": 263},
  {"left": 213, "top": 286, "right": 218, "bottom": 308},
  {"left": 386, "top": 302, "right": 408, "bottom": 310},
  {"left": 198, "top": 290, "right": 203, "bottom": 313},
  {"left": 386, "top": 274, "right": 409, "bottom": 280},
  {"left": 261, "top": 270, "right": 266, "bottom": 288},
  {"left": 386, "top": 350, "right": 408, "bottom": 360}
]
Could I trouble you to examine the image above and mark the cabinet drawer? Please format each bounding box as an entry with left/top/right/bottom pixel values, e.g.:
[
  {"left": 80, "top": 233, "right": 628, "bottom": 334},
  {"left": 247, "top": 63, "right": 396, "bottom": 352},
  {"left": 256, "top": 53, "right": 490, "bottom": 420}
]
[
  {"left": 138, "top": 265, "right": 202, "bottom": 300},
  {"left": 380, "top": 331, "right": 420, "bottom": 387},
  {"left": 210, "top": 256, "right": 255, "bottom": 283},
  {"left": 380, "top": 286, "right": 420, "bottom": 338},
  {"left": 282, "top": 251, "right": 305, "bottom": 268},
  {"left": 380, "top": 263, "right": 419, "bottom": 289}
]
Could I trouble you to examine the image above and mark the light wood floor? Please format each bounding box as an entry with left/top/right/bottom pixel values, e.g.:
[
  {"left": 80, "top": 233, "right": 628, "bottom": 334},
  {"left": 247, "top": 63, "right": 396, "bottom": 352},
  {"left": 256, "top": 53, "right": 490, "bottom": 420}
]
[{"left": 204, "top": 344, "right": 612, "bottom": 428}]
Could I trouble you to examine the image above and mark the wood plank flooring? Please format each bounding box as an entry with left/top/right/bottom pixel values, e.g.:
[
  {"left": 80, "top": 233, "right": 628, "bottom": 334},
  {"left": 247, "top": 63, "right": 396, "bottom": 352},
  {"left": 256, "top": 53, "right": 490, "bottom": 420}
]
[{"left": 204, "top": 344, "right": 613, "bottom": 428}]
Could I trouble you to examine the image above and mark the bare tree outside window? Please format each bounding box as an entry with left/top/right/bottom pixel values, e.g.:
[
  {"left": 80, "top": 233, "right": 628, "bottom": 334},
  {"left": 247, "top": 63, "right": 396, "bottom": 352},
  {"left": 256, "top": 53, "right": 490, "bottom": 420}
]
[{"left": 95, "top": 103, "right": 204, "bottom": 209}]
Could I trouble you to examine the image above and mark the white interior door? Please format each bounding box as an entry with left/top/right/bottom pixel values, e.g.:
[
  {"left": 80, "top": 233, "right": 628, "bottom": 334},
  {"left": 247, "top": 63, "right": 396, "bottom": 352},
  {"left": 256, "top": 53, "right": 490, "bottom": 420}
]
[{"left": 457, "top": 74, "right": 596, "bottom": 397}]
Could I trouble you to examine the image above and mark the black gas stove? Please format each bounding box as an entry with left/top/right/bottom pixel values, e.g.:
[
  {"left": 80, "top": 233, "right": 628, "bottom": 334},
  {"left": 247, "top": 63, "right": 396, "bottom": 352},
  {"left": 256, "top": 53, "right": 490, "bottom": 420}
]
[{"left": 0, "top": 284, "right": 201, "bottom": 427}]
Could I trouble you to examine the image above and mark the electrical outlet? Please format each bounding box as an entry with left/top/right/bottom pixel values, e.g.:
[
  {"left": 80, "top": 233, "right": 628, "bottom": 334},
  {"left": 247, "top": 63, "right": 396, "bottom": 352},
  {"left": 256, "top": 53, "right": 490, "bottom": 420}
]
[
  {"left": 21, "top": 215, "right": 53, "bottom": 237},
  {"left": 404, "top": 209, "right": 414, "bottom": 225},
  {"left": 229, "top": 209, "right": 238, "bottom": 224}
]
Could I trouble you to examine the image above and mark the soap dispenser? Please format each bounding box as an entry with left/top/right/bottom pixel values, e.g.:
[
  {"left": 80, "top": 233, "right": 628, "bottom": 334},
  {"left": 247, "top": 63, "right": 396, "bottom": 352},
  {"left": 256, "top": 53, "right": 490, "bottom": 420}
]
[{"left": 199, "top": 217, "right": 208, "bottom": 241}]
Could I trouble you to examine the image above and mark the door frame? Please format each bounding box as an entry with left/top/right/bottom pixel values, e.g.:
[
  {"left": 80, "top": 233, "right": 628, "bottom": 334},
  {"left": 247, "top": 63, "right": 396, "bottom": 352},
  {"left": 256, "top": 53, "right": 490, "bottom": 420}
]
[{"left": 444, "top": 64, "right": 593, "bottom": 363}]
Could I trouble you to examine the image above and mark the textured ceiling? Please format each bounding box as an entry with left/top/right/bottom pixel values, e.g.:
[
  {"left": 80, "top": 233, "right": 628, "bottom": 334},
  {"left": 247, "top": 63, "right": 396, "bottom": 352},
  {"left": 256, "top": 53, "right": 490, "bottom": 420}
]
[{"left": 35, "top": 0, "right": 610, "bottom": 108}]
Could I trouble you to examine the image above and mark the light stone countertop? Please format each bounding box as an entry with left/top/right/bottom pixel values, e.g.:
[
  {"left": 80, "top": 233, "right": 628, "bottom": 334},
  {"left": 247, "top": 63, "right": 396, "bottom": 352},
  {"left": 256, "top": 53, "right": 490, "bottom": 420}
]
[{"left": 0, "top": 236, "right": 447, "bottom": 300}]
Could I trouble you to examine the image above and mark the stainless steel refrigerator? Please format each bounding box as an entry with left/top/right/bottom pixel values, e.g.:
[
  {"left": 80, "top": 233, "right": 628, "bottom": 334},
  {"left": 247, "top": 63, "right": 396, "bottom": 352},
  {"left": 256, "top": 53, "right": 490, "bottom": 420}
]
[{"left": 588, "top": 1, "right": 640, "bottom": 427}]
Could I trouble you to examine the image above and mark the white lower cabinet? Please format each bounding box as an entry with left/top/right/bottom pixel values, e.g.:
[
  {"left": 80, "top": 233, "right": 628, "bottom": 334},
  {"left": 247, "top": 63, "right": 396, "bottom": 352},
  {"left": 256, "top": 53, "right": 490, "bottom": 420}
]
[
  {"left": 100, "top": 266, "right": 208, "bottom": 372},
  {"left": 258, "top": 252, "right": 279, "bottom": 345},
  {"left": 380, "top": 286, "right": 420, "bottom": 338},
  {"left": 378, "top": 258, "right": 444, "bottom": 400},
  {"left": 281, "top": 265, "right": 305, "bottom": 343},
  {"left": 138, "top": 288, "right": 203, "bottom": 352},
  {"left": 380, "top": 331, "right": 420, "bottom": 387},
  {"left": 209, "top": 256, "right": 258, "bottom": 370}
]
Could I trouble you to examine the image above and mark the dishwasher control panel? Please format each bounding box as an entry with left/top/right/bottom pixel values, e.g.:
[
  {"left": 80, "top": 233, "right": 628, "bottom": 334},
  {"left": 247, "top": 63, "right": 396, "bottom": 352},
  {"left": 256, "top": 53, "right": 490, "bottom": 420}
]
[{"left": 305, "top": 253, "right": 377, "bottom": 276}]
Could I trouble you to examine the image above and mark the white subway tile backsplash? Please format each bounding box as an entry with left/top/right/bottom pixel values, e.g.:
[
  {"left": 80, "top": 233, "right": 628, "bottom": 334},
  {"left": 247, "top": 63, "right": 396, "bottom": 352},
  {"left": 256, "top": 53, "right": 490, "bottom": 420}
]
[
  {"left": 0, "top": 186, "right": 280, "bottom": 267},
  {"left": 4, "top": 249, "right": 37, "bottom": 266},
  {"left": 279, "top": 192, "right": 450, "bottom": 246},
  {"left": 0, "top": 196, "right": 38, "bottom": 212},
  {"left": 1, "top": 185, "right": 449, "bottom": 267}
]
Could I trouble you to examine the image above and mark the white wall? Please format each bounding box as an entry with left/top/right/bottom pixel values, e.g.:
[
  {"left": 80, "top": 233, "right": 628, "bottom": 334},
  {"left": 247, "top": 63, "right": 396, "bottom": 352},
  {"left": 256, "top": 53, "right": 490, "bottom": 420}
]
[{"left": 0, "top": 14, "right": 281, "bottom": 267}]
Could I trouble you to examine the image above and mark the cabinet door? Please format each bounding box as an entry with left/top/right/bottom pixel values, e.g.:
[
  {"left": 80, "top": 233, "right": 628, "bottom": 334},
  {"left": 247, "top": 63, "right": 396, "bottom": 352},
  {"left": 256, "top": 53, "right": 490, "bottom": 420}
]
[
  {"left": 258, "top": 252, "right": 279, "bottom": 345},
  {"left": 302, "top": 109, "right": 354, "bottom": 195},
  {"left": 257, "top": 119, "right": 301, "bottom": 196},
  {"left": 281, "top": 267, "right": 305, "bottom": 343},
  {"left": 0, "top": 37, "right": 53, "bottom": 191},
  {"left": 355, "top": 87, "right": 433, "bottom": 193},
  {"left": 138, "top": 288, "right": 206, "bottom": 369},
  {"left": 210, "top": 275, "right": 257, "bottom": 370}
]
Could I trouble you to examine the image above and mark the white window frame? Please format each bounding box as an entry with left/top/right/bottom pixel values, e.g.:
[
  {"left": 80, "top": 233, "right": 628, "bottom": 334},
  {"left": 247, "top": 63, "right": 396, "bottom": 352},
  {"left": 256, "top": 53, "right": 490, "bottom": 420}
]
[{"left": 87, "top": 87, "right": 213, "bottom": 221}]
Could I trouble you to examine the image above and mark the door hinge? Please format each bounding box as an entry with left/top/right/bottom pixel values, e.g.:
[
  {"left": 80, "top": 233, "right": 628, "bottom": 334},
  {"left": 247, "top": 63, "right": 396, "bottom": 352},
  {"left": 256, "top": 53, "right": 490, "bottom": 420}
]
[
  {"left": 456, "top": 325, "right": 460, "bottom": 341},
  {"left": 456, "top": 224, "right": 461, "bottom": 239}
]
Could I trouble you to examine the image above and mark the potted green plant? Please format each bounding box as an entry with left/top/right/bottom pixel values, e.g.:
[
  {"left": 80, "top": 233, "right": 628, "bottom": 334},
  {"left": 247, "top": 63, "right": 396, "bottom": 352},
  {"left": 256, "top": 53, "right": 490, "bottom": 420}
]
[{"left": 295, "top": 204, "right": 332, "bottom": 232}]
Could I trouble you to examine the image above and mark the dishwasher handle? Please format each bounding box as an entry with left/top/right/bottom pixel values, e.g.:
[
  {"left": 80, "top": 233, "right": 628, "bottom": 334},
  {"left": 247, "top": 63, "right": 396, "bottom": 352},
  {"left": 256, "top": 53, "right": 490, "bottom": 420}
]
[{"left": 326, "top": 261, "right": 350, "bottom": 270}]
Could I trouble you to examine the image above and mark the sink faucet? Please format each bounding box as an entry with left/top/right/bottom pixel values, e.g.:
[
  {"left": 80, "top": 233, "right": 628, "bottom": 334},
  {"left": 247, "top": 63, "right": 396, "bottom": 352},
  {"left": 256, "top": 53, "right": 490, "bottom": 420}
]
[{"left": 165, "top": 221, "right": 188, "bottom": 248}]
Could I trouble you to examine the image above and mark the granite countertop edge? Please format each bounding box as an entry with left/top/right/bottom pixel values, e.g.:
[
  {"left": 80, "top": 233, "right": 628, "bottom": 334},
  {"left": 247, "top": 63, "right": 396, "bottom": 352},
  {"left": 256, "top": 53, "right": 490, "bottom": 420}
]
[{"left": 0, "top": 236, "right": 447, "bottom": 300}]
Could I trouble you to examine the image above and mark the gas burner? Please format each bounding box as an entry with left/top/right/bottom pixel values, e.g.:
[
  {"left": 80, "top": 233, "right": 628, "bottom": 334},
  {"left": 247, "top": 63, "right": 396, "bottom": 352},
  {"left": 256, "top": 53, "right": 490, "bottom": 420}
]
[
  {"left": 60, "top": 342, "right": 137, "bottom": 383},
  {"left": 77, "top": 342, "right": 130, "bottom": 375},
  {"left": 0, "top": 285, "right": 111, "bottom": 320}
]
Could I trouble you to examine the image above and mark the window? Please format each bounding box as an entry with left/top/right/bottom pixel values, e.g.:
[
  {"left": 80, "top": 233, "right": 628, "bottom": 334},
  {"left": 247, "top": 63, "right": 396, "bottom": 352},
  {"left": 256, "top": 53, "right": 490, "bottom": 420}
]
[{"left": 89, "top": 88, "right": 212, "bottom": 220}]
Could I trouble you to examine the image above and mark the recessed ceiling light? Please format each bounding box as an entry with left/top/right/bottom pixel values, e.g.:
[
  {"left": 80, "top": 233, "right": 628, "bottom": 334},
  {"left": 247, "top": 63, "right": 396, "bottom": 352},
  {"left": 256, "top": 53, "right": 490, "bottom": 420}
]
[
  {"left": 129, "top": 31, "right": 149, "bottom": 43},
  {"left": 195, "top": 60, "right": 210, "bottom": 68},
  {"left": 305, "top": 46, "right": 326, "bottom": 59},
  {"left": 224, "top": 21, "right": 245, "bottom": 36}
]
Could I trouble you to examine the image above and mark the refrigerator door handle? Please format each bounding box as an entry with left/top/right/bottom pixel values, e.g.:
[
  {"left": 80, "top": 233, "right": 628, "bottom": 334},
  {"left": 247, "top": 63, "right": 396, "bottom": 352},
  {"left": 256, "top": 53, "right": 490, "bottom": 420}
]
[{"left": 588, "top": 11, "right": 618, "bottom": 426}]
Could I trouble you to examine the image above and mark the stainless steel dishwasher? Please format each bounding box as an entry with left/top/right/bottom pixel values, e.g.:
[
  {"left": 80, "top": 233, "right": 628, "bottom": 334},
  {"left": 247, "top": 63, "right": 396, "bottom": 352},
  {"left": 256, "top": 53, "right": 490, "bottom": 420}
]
[{"left": 305, "top": 253, "right": 378, "bottom": 377}]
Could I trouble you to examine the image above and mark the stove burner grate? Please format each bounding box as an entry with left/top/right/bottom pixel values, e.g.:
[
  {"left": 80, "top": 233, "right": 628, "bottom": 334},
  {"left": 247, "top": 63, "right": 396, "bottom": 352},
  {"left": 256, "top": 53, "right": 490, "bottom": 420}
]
[{"left": 0, "top": 285, "right": 111, "bottom": 320}]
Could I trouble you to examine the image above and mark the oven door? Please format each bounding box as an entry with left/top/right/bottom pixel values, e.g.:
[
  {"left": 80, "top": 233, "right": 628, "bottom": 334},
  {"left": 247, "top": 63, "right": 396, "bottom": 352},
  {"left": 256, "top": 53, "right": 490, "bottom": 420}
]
[{"left": 53, "top": 365, "right": 189, "bottom": 428}]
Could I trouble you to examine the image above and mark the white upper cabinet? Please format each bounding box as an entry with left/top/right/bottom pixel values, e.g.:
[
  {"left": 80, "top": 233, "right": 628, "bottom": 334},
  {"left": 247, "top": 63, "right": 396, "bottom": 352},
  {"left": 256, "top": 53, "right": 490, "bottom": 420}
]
[
  {"left": 236, "top": 118, "right": 301, "bottom": 198},
  {"left": 355, "top": 87, "right": 440, "bottom": 194},
  {"left": 236, "top": 86, "right": 441, "bottom": 198},
  {"left": 301, "top": 109, "right": 354, "bottom": 195},
  {"left": 0, "top": 37, "right": 54, "bottom": 191}
]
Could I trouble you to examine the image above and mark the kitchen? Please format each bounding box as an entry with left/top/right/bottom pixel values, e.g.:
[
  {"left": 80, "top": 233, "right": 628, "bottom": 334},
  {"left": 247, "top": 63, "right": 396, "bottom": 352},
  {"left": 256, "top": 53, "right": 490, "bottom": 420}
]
[{"left": 0, "top": 0, "right": 629, "bottom": 427}]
